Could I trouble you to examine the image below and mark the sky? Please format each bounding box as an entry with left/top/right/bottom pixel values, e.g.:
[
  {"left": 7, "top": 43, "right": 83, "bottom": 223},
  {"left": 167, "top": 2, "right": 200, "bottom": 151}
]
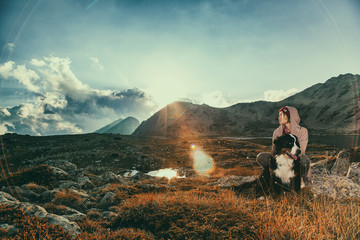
[{"left": 0, "top": 0, "right": 360, "bottom": 135}]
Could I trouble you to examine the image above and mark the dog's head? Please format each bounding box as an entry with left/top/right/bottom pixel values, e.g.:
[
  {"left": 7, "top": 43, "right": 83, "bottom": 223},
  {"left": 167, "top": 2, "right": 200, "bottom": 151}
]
[{"left": 273, "top": 134, "right": 301, "bottom": 159}]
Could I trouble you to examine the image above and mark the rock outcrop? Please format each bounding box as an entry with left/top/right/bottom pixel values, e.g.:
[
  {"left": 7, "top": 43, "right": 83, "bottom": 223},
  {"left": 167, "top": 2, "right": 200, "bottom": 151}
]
[{"left": 0, "top": 191, "right": 81, "bottom": 237}]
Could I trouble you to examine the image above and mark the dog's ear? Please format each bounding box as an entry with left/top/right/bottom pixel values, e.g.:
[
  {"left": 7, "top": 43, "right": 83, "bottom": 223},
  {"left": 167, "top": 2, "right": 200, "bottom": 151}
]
[
  {"left": 290, "top": 134, "right": 301, "bottom": 149},
  {"left": 273, "top": 137, "right": 281, "bottom": 154}
]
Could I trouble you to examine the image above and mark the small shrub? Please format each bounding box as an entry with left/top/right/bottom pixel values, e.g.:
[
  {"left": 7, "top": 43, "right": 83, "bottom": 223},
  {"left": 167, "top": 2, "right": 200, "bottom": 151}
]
[
  {"left": 0, "top": 165, "right": 59, "bottom": 188},
  {"left": 25, "top": 182, "right": 39, "bottom": 190},
  {"left": 86, "top": 210, "right": 102, "bottom": 220},
  {"left": 111, "top": 190, "right": 259, "bottom": 239},
  {"left": 77, "top": 219, "right": 155, "bottom": 240},
  {"left": 53, "top": 189, "right": 85, "bottom": 210},
  {"left": 42, "top": 203, "right": 69, "bottom": 215}
]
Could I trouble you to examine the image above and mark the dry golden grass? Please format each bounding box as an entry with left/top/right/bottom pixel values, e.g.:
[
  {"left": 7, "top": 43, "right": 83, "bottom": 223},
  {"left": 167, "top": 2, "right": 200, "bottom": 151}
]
[
  {"left": 42, "top": 203, "right": 69, "bottom": 216},
  {"left": 108, "top": 189, "right": 360, "bottom": 240},
  {"left": 1, "top": 186, "right": 360, "bottom": 239},
  {"left": 52, "top": 189, "right": 85, "bottom": 210},
  {"left": 251, "top": 190, "right": 360, "bottom": 239},
  {"left": 25, "top": 182, "right": 39, "bottom": 190},
  {"left": 0, "top": 165, "right": 59, "bottom": 188},
  {"left": 111, "top": 190, "right": 259, "bottom": 239},
  {"left": 77, "top": 219, "right": 155, "bottom": 240}
]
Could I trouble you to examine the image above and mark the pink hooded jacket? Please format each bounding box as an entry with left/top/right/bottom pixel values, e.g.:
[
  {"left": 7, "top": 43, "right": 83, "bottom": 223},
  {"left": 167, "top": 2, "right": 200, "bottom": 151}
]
[{"left": 272, "top": 106, "right": 308, "bottom": 155}]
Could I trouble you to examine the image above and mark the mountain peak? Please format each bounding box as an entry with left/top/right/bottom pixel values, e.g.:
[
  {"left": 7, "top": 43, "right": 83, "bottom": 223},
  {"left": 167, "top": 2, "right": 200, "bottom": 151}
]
[
  {"left": 95, "top": 117, "right": 140, "bottom": 135},
  {"left": 133, "top": 73, "right": 360, "bottom": 138}
]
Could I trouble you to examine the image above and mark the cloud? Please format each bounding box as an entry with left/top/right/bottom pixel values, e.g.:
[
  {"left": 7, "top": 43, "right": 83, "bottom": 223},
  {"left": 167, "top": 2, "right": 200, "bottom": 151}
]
[
  {"left": 0, "top": 122, "right": 14, "bottom": 135},
  {"left": 89, "top": 57, "right": 104, "bottom": 71},
  {"left": 263, "top": 88, "right": 299, "bottom": 102},
  {"left": 199, "top": 91, "right": 233, "bottom": 108},
  {"left": 6, "top": 43, "right": 15, "bottom": 52},
  {"left": 1, "top": 108, "right": 11, "bottom": 117},
  {"left": 30, "top": 58, "right": 46, "bottom": 67},
  {"left": 0, "top": 56, "right": 158, "bottom": 135},
  {"left": 0, "top": 61, "right": 41, "bottom": 93}
]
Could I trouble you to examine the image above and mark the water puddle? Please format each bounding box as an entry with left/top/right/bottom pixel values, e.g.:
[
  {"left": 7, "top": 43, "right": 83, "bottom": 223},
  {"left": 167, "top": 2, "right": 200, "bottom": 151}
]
[{"left": 146, "top": 168, "right": 185, "bottom": 180}]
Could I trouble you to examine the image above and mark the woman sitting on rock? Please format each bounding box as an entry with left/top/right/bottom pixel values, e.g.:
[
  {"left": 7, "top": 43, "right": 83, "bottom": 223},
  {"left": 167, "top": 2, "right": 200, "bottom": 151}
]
[{"left": 256, "top": 106, "right": 312, "bottom": 185}]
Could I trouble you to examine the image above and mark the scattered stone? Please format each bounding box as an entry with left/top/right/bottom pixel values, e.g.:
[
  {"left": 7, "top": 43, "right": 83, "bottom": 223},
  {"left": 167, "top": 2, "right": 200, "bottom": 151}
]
[
  {"left": 46, "top": 160, "right": 78, "bottom": 175},
  {"left": 77, "top": 176, "right": 95, "bottom": 189},
  {"left": 1, "top": 186, "right": 40, "bottom": 202},
  {"left": 40, "top": 189, "right": 60, "bottom": 202},
  {"left": 58, "top": 181, "right": 81, "bottom": 189},
  {"left": 99, "top": 171, "right": 128, "bottom": 184},
  {"left": 177, "top": 167, "right": 197, "bottom": 178},
  {"left": 0, "top": 223, "right": 18, "bottom": 235},
  {"left": 19, "top": 188, "right": 40, "bottom": 202},
  {"left": 101, "top": 211, "right": 118, "bottom": 220},
  {"left": 210, "top": 175, "right": 257, "bottom": 188},
  {"left": 62, "top": 212, "right": 86, "bottom": 222},
  {"left": 50, "top": 166, "right": 70, "bottom": 180},
  {"left": 124, "top": 170, "right": 139, "bottom": 177},
  {"left": 99, "top": 192, "right": 120, "bottom": 209},
  {"left": 22, "top": 183, "right": 48, "bottom": 194}
]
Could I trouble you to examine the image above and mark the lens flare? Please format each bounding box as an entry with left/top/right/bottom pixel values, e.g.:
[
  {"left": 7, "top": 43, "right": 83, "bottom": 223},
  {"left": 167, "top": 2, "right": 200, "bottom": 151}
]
[{"left": 190, "top": 144, "right": 214, "bottom": 176}]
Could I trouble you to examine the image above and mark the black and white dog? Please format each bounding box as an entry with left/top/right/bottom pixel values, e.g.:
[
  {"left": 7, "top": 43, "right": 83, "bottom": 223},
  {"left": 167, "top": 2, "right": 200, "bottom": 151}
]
[{"left": 261, "top": 134, "right": 302, "bottom": 195}]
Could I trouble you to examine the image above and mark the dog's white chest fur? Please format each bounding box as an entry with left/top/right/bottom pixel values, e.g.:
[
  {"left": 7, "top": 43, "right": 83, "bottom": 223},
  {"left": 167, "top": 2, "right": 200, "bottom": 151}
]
[{"left": 274, "top": 155, "right": 295, "bottom": 184}]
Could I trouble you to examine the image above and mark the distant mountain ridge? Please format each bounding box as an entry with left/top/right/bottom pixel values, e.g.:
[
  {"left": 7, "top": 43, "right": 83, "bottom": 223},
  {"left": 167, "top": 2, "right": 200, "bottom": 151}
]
[
  {"left": 133, "top": 74, "right": 360, "bottom": 138},
  {"left": 95, "top": 117, "right": 139, "bottom": 135}
]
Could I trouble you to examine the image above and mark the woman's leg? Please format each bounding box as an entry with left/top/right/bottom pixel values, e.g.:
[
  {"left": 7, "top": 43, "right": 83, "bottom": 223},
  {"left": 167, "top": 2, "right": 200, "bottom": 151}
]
[
  {"left": 300, "top": 155, "right": 312, "bottom": 183},
  {"left": 256, "top": 152, "right": 272, "bottom": 169}
]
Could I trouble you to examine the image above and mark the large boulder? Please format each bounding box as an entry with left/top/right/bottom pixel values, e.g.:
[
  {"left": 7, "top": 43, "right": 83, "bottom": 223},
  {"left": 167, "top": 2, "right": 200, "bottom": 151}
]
[
  {"left": 346, "top": 162, "right": 360, "bottom": 184},
  {"left": 0, "top": 191, "right": 80, "bottom": 237},
  {"left": 331, "top": 149, "right": 352, "bottom": 176},
  {"left": 311, "top": 174, "right": 360, "bottom": 200}
]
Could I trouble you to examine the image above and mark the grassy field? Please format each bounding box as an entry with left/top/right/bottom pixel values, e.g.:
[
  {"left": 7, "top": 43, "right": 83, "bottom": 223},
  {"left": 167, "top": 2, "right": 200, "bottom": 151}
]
[{"left": 1, "top": 133, "right": 359, "bottom": 239}]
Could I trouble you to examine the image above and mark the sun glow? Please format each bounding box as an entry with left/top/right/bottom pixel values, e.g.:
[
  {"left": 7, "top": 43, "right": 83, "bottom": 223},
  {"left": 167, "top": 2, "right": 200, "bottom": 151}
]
[{"left": 190, "top": 144, "right": 215, "bottom": 176}]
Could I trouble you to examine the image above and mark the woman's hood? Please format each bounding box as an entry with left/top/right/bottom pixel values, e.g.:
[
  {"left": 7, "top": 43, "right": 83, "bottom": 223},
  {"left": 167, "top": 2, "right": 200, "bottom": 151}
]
[{"left": 287, "top": 106, "right": 301, "bottom": 133}]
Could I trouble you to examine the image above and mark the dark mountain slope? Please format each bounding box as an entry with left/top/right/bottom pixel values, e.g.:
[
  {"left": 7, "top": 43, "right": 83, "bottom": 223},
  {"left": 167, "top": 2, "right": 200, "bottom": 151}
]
[{"left": 133, "top": 74, "right": 360, "bottom": 138}]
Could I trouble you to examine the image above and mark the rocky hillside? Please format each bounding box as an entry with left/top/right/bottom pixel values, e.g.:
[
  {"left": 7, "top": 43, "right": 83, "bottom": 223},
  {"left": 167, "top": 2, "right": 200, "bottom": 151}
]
[
  {"left": 95, "top": 117, "right": 139, "bottom": 135},
  {"left": 133, "top": 74, "right": 360, "bottom": 138}
]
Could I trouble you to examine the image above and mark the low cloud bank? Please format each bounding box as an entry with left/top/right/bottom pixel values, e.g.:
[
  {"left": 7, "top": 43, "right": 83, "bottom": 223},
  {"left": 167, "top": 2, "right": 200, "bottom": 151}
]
[{"left": 0, "top": 56, "right": 157, "bottom": 135}]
